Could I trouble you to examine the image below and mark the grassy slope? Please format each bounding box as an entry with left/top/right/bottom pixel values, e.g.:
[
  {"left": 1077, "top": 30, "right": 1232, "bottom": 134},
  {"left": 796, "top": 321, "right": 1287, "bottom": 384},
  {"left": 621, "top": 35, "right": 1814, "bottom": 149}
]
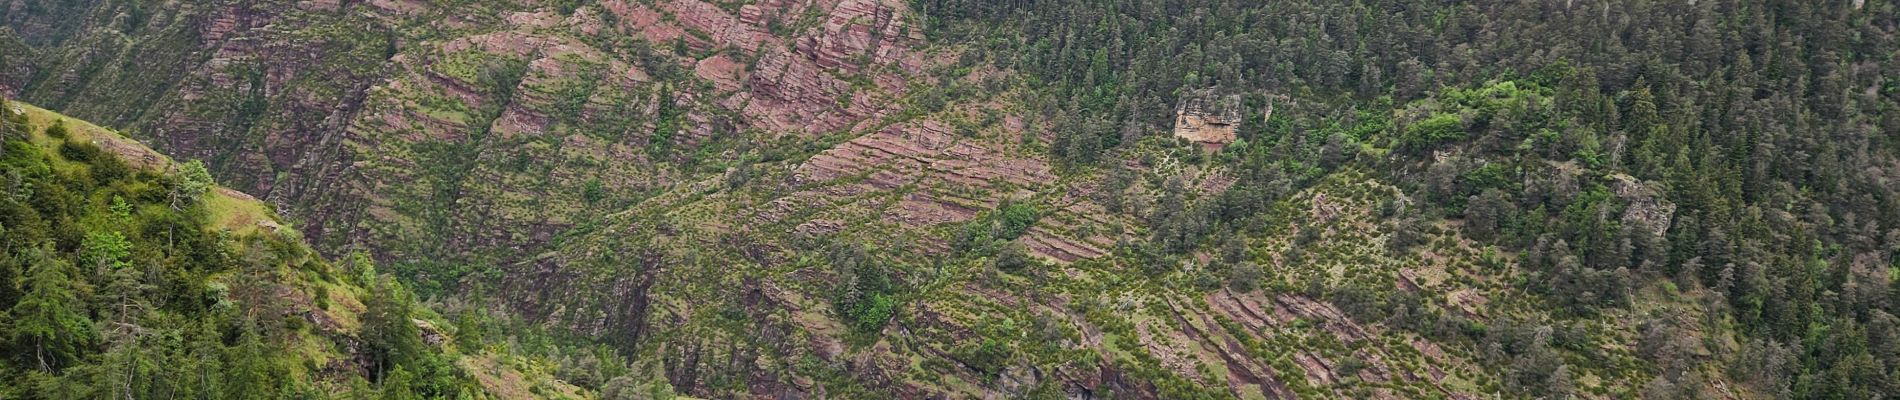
[{"left": 16, "top": 102, "right": 279, "bottom": 235}]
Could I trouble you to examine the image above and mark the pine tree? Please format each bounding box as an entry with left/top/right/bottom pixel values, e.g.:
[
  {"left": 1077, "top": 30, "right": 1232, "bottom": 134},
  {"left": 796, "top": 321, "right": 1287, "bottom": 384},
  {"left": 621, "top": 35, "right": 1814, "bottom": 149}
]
[
  {"left": 1464, "top": 189, "right": 1515, "bottom": 241},
  {"left": 8, "top": 245, "right": 96, "bottom": 372},
  {"left": 97, "top": 335, "right": 153, "bottom": 400},
  {"left": 96, "top": 264, "right": 151, "bottom": 400},
  {"left": 169, "top": 160, "right": 215, "bottom": 211},
  {"left": 601, "top": 372, "right": 677, "bottom": 400},
  {"left": 0, "top": 98, "right": 17, "bottom": 140},
  {"left": 361, "top": 275, "right": 425, "bottom": 382},
  {"left": 0, "top": 236, "right": 21, "bottom": 311},
  {"left": 80, "top": 230, "right": 132, "bottom": 275},
  {"left": 175, "top": 320, "right": 226, "bottom": 400},
  {"left": 224, "top": 323, "right": 284, "bottom": 400},
  {"left": 379, "top": 366, "right": 421, "bottom": 400}
]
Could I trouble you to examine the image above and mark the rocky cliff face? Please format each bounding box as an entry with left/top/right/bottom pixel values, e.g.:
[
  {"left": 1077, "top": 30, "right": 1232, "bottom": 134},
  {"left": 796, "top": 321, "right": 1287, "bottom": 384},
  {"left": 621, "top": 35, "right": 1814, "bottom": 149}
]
[
  {"left": 0, "top": 0, "right": 926, "bottom": 264},
  {"left": 1173, "top": 92, "right": 1244, "bottom": 151},
  {"left": 4, "top": 0, "right": 1064, "bottom": 395}
]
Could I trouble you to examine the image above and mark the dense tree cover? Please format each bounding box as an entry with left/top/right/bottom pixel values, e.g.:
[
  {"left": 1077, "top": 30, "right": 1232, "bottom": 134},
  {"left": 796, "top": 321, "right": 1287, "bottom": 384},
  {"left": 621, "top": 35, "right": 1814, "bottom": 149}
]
[
  {"left": 825, "top": 242, "right": 901, "bottom": 335},
  {"left": 4, "top": 0, "right": 1898, "bottom": 396},
  {"left": 920, "top": 0, "right": 1900, "bottom": 397},
  {"left": 0, "top": 102, "right": 485, "bottom": 398}
]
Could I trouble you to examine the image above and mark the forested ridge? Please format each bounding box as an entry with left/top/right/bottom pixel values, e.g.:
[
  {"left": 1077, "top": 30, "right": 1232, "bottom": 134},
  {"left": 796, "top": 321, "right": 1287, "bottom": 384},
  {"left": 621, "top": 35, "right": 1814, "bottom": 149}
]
[
  {"left": 0, "top": 99, "right": 668, "bottom": 399},
  {"left": 917, "top": 0, "right": 1900, "bottom": 397},
  {"left": 1, "top": 0, "right": 1898, "bottom": 398}
]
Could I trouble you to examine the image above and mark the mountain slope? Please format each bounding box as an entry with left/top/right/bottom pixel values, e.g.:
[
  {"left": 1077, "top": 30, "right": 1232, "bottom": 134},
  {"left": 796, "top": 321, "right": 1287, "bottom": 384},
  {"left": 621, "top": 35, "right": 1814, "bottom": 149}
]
[
  {"left": 0, "top": 98, "right": 596, "bottom": 399},
  {"left": 2, "top": 0, "right": 931, "bottom": 276},
  {"left": 4, "top": 1, "right": 1899, "bottom": 399}
]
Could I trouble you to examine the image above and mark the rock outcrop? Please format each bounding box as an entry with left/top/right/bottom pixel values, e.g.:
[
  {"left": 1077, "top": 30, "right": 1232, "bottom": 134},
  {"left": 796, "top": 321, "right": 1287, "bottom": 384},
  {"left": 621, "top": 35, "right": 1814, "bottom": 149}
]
[
  {"left": 1173, "top": 91, "right": 1244, "bottom": 151},
  {"left": 1611, "top": 173, "right": 1676, "bottom": 236}
]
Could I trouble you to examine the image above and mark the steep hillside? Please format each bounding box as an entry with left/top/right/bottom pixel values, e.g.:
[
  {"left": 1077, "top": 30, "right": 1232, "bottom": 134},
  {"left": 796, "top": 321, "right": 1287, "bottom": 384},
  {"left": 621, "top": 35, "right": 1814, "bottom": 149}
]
[
  {"left": 1, "top": 0, "right": 930, "bottom": 278},
  {"left": 4, "top": 0, "right": 1899, "bottom": 399},
  {"left": 0, "top": 98, "right": 598, "bottom": 399}
]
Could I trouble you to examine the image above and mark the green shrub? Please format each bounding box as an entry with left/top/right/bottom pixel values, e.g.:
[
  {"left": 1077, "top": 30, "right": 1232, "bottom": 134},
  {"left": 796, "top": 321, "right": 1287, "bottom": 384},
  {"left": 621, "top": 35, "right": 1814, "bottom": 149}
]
[
  {"left": 850, "top": 292, "right": 896, "bottom": 333},
  {"left": 992, "top": 242, "right": 1035, "bottom": 274},
  {"left": 996, "top": 201, "right": 1041, "bottom": 240},
  {"left": 1400, "top": 113, "right": 1465, "bottom": 152},
  {"left": 582, "top": 179, "right": 606, "bottom": 204},
  {"left": 43, "top": 121, "right": 70, "bottom": 139},
  {"left": 1227, "top": 262, "right": 1264, "bottom": 292}
]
